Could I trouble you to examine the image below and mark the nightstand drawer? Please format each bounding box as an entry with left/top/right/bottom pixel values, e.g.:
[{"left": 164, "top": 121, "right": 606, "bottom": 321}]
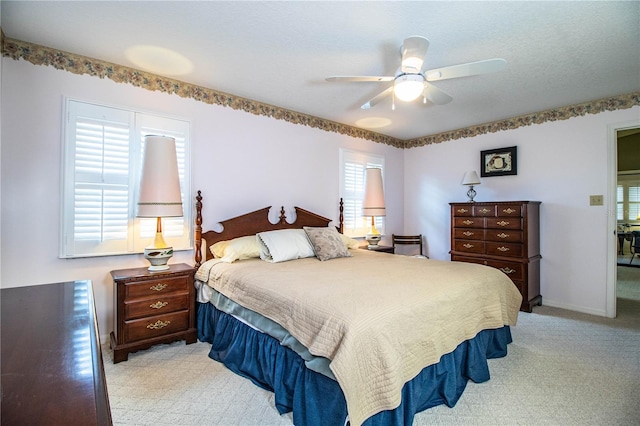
[
  {"left": 124, "top": 310, "right": 189, "bottom": 342},
  {"left": 124, "top": 293, "right": 190, "bottom": 320},
  {"left": 125, "top": 275, "right": 189, "bottom": 300}
]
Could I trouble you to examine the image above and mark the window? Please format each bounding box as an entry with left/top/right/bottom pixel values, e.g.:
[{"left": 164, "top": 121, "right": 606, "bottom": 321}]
[
  {"left": 61, "top": 99, "right": 191, "bottom": 258},
  {"left": 618, "top": 173, "right": 640, "bottom": 225},
  {"left": 339, "top": 149, "right": 385, "bottom": 237}
]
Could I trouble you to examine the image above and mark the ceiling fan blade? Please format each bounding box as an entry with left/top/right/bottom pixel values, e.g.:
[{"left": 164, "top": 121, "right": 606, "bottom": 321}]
[
  {"left": 326, "top": 76, "right": 394, "bottom": 82},
  {"left": 401, "top": 36, "right": 429, "bottom": 73},
  {"left": 425, "top": 58, "right": 506, "bottom": 81},
  {"left": 423, "top": 83, "right": 453, "bottom": 105},
  {"left": 361, "top": 87, "right": 393, "bottom": 109}
]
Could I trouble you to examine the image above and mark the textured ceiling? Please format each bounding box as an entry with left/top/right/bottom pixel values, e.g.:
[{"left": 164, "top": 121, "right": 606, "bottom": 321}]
[{"left": 2, "top": 1, "right": 639, "bottom": 140}]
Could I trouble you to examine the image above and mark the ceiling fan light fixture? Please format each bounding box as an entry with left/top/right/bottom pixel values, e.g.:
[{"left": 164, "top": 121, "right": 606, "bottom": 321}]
[{"left": 394, "top": 74, "right": 424, "bottom": 102}]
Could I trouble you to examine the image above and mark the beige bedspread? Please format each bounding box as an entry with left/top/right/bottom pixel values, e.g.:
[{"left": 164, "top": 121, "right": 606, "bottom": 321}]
[{"left": 196, "top": 250, "right": 522, "bottom": 426}]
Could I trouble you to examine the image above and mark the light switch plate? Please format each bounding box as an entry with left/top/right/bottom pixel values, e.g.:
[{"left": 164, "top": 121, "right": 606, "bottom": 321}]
[{"left": 590, "top": 195, "right": 604, "bottom": 206}]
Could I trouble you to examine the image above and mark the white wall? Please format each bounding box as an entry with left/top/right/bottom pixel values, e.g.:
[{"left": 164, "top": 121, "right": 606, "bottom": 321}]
[
  {"left": 403, "top": 106, "right": 640, "bottom": 316},
  {"left": 0, "top": 59, "right": 403, "bottom": 341}
]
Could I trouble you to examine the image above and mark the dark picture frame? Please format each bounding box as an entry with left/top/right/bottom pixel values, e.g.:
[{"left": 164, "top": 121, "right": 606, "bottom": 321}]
[{"left": 480, "top": 146, "right": 517, "bottom": 177}]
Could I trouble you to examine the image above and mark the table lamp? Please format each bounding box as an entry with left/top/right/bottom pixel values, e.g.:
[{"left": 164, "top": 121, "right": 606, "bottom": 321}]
[
  {"left": 462, "top": 171, "right": 481, "bottom": 202},
  {"left": 137, "top": 135, "right": 183, "bottom": 271},
  {"left": 363, "top": 168, "right": 386, "bottom": 247}
]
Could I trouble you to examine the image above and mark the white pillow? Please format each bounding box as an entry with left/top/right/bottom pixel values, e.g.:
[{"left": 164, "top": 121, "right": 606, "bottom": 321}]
[
  {"left": 210, "top": 235, "right": 261, "bottom": 262},
  {"left": 256, "top": 229, "right": 316, "bottom": 263},
  {"left": 340, "top": 233, "right": 361, "bottom": 249}
]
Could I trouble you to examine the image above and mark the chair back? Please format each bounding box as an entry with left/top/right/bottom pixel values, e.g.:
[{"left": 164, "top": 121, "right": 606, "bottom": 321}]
[{"left": 392, "top": 234, "right": 423, "bottom": 256}]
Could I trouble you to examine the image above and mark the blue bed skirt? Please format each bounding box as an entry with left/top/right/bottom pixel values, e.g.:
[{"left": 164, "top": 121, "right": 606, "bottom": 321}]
[{"left": 197, "top": 301, "right": 512, "bottom": 426}]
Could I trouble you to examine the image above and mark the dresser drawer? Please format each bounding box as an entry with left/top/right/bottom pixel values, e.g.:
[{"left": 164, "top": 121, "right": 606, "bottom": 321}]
[
  {"left": 486, "top": 217, "right": 522, "bottom": 230},
  {"left": 486, "top": 242, "right": 523, "bottom": 257},
  {"left": 124, "top": 292, "right": 190, "bottom": 320},
  {"left": 485, "top": 229, "right": 523, "bottom": 243},
  {"left": 452, "top": 205, "right": 473, "bottom": 216},
  {"left": 484, "top": 259, "right": 524, "bottom": 281},
  {"left": 454, "top": 228, "right": 484, "bottom": 240},
  {"left": 496, "top": 205, "right": 522, "bottom": 217},
  {"left": 454, "top": 217, "right": 485, "bottom": 228},
  {"left": 453, "top": 240, "right": 485, "bottom": 254},
  {"left": 125, "top": 275, "right": 189, "bottom": 300},
  {"left": 473, "top": 205, "right": 495, "bottom": 217},
  {"left": 451, "top": 256, "right": 524, "bottom": 281},
  {"left": 124, "top": 310, "right": 189, "bottom": 343}
]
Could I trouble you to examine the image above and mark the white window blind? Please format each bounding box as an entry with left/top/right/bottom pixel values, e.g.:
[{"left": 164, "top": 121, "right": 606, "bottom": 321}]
[
  {"left": 61, "top": 99, "right": 191, "bottom": 258},
  {"left": 340, "top": 149, "right": 385, "bottom": 237},
  {"left": 617, "top": 173, "right": 640, "bottom": 224}
]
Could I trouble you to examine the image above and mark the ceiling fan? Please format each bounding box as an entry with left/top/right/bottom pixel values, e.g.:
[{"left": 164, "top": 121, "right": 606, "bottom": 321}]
[{"left": 326, "top": 36, "right": 506, "bottom": 110}]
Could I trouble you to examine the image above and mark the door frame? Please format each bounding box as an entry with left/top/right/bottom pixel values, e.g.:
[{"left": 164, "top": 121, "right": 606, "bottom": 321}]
[{"left": 606, "top": 119, "right": 640, "bottom": 318}]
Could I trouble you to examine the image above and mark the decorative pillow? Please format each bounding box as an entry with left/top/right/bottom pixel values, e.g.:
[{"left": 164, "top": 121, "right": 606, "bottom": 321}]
[
  {"left": 256, "top": 229, "right": 316, "bottom": 263},
  {"left": 303, "top": 226, "right": 353, "bottom": 261},
  {"left": 340, "top": 233, "right": 361, "bottom": 249},
  {"left": 210, "top": 235, "right": 261, "bottom": 262}
]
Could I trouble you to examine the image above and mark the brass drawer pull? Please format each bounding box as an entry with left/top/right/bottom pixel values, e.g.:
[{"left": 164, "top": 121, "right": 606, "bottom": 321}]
[
  {"left": 500, "top": 267, "right": 516, "bottom": 274},
  {"left": 150, "top": 301, "right": 168, "bottom": 309},
  {"left": 463, "top": 243, "right": 474, "bottom": 249},
  {"left": 497, "top": 220, "right": 510, "bottom": 227},
  {"left": 146, "top": 320, "right": 171, "bottom": 330},
  {"left": 462, "top": 220, "right": 474, "bottom": 225},
  {"left": 479, "top": 208, "right": 491, "bottom": 214},
  {"left": 503, "top": 208, "right": 517, "bottom": 214},
  {"left": 497, "top": 246, "right": 510, "bottom": 252},
  {"left": 457, "top": 208, "right": 469, "bottom": 213},
  {"left": 149, "top": 283, "right": 168, "bottom": 291},
  {"left": 497, "top": 233, "right": 509, "bottom": 239},
  {"left": 463, "top": 231, "right": 474, "bottom": 236}
]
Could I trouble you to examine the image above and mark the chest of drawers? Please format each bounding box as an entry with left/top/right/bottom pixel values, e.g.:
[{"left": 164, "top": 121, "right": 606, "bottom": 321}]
[
  {"left": 450, "top": 201, "right": 541, "bottom": 312},
  {"left": 110, "top": 263, "right": 197, "bottom": 363}
]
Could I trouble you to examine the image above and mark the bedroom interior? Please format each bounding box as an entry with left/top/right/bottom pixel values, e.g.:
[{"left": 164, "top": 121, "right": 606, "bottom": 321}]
[{"left": 1, "top": 1, "right": 639, "bottom": 425}]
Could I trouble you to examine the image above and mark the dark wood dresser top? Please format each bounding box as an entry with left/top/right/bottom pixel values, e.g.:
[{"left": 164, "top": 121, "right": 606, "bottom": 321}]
[{"left": 1, "top": 280, "right": 112, "bottom": 425}]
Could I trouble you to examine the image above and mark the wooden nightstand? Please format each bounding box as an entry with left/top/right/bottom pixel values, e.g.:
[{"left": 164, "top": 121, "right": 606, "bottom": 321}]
[
  {"left": 110, "top": 263, "right": 197, "bottom": 363},
  {"left": 361, "top": 245, "right": 395, "bottom": 254}
]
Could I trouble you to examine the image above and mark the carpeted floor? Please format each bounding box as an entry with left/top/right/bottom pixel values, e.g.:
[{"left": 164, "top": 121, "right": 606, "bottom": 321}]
[{"left": 103, "top": 271, "right": 640, "bottom": 425}]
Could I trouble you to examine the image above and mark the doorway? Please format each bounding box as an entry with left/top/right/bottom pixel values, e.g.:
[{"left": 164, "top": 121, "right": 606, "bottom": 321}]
[{"left": 608, "top": 121, "right": 640, "bottom": 318}]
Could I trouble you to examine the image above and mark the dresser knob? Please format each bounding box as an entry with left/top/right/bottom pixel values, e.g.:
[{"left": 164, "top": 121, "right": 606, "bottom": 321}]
[
  {"left": 503, "top": 208, "right": 517, "bottom": 214},
  {"left": 497, "top": 246, "right": 510, "bottom": 252},
  {"left": 457, "top": 208, "right": 469, "bottom": 213},
  {"left": 462, "top": 220, "right": 474, "bottom": 225},
  {"left": 500, "top": 267, "right": 516, "bottom": 274},
  {"left": 463, "top": 243, "right": 474, "bottom": 249},
  {"left": 497, "top": 233, "right": 509, "bottom": 239},
  {"left": 463, "top": 231, "right": 474, "bottom": 236},
  {"left": 479, "top": 208, "right": 490, "bottom": 214},
  {"left": 497, "top": 221, "right": 510, "bottom": 227}
]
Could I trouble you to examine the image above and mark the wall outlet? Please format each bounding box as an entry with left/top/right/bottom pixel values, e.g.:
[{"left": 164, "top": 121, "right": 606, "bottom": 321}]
[{"left": 590, "top": 195, "right": 604, "bottom": 206}]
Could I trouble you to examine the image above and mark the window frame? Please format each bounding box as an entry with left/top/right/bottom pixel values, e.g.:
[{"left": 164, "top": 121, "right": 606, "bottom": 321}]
[
  {"left": 60, "top": 98, "right": 192, "bottom": 258},
  {"left": 339, "top": 149, "right": 385, "bottom": 238},
  {"left": 617, "top": 171, "right": 640, "bottom": 226}
]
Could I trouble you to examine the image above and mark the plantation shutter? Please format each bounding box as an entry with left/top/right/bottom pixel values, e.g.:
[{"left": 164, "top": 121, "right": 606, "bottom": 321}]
[
  {"left": 340, "top": 149, "right": 385, "bottom": 237},
  {"left": 61, "top": 100, "right": 191, "bottom": 258}
]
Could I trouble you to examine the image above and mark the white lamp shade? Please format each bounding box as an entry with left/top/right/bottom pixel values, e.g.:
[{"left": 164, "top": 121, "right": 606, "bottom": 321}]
[
  {"left": 394, "top": 74, "right": 424, "bottom": 102},
  {"left": 137, "top": 135, "right": 183, "bottom": 218},
  {"left": 363, "top": 168, "right": 386, "bottom": 217},
  {"left": 462, "top": 170, "right": 481, "bottom": 186}
]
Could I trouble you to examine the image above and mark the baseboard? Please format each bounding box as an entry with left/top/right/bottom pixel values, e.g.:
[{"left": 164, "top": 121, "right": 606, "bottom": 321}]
[{"left": 541, "top": 300, "right": 607, "bottom": 317}]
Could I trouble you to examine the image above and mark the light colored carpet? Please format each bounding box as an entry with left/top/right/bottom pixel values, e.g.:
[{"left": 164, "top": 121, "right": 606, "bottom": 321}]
[{"left": 104, "top": 270, "right": 640, "bottom": 425}]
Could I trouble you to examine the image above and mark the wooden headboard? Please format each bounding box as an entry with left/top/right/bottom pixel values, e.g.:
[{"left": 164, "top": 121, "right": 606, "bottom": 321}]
[{"left": 194, "top": 191, "right": 344, "bottom": 267}]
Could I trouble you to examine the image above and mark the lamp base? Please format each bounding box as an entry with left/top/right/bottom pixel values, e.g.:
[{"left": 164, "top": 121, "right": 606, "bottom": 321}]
[
  {"left": 144, "top": 247, "right": 173, "bottom": 272},
  {"left": 365, "top": 234, "right": 382, "bottom": 248},
  {"left": 466, "top": 185, "right": 477, "bottom": 202}
]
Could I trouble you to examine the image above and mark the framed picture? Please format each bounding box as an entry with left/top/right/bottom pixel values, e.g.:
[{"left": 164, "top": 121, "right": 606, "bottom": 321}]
[{"left": 480, "top": 146, "right": 517, "bottom": 177}]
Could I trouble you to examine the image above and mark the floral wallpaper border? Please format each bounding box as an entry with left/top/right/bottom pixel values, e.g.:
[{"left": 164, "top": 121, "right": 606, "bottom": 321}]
[{"left": 3, "top": 36, "right": 639, "bottom": 149}]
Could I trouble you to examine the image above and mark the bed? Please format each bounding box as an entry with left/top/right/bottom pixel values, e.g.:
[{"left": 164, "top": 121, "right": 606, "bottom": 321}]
[{"left": 193, "top": 191, "right": 522, "bottom": 426}]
